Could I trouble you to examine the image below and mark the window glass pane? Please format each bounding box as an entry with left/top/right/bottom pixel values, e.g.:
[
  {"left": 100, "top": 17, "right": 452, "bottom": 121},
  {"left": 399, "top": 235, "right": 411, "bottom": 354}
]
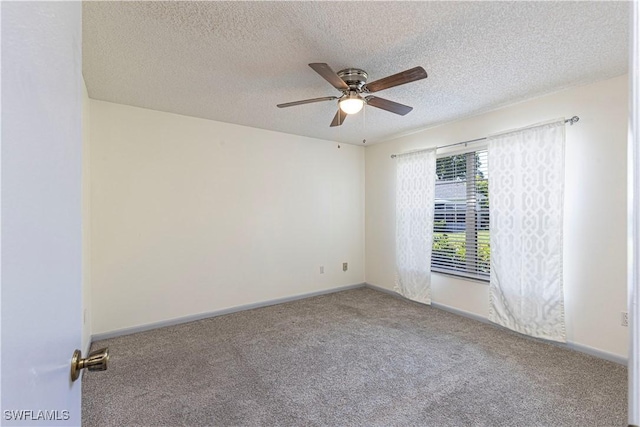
[{"left": 432, "top": 150, "right": 490, "bottom": 281}]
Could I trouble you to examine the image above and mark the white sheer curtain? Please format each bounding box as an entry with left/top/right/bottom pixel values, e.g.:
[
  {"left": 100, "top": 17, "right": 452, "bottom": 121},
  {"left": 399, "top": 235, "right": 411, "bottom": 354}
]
[
  {"left": 488, "top": 120, "right": 566, "bottom": 342},
  {"left": 395, "top": 149, "right": 436, "bottom": 304}
]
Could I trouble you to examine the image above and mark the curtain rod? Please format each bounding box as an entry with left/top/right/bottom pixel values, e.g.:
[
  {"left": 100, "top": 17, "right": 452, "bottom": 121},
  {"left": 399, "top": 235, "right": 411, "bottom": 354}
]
[{"left": 390, "top": 116, "right": 579, "bottom": 158}]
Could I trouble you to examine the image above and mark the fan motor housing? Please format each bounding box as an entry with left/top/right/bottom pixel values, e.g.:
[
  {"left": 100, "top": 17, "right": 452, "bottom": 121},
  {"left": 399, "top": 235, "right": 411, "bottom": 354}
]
[{"left": 337, "top": 68, "right": 368, "bottom": 90}]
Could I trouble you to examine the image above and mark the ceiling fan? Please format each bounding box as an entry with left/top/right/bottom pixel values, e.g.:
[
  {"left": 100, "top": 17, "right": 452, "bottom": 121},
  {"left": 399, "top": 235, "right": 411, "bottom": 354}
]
[{"left": 277, "top": 63, "right": 428, "bottom": 127}]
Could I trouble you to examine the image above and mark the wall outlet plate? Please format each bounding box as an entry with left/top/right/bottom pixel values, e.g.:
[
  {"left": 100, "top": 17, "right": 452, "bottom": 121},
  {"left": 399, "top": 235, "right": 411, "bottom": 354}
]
[
  {"left": 622, "top": 311, "right": 629, "bottom": 327},
  {"left": 343, "top": 262, "right": 348, "bottom": 272},
  {"left": 319, "top": 266, "right": 324, "bottom": 274}
]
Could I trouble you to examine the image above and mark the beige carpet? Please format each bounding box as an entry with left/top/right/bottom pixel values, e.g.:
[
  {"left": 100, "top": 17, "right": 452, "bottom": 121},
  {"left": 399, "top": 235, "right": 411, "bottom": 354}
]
[{"left": 83, "top": 287, "right": 627, "bottom": 426}]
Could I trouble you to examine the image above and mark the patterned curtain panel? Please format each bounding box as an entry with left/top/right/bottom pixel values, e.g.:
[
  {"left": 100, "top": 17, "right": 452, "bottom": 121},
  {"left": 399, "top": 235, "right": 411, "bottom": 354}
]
[
  {"left": 488, "top": 120, "right": 566, "bottom": 342},
  {"left": 395, "top": 149, "right": 437, "bottom": 304}
]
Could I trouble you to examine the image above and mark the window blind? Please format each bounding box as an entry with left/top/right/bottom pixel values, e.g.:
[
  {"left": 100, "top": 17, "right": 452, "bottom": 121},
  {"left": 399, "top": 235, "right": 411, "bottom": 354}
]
[{"left": 432, "top": 149, "right": 490, "bottom": 281}]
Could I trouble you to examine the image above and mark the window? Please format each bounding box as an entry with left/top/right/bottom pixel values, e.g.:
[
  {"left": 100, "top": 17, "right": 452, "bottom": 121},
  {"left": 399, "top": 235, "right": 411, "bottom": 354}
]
[{"left": 432, "top": 149, "right": 490, "bottom": 281}]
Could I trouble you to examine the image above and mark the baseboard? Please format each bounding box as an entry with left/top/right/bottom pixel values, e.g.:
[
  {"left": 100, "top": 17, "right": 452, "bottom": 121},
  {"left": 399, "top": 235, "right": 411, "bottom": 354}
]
[
  {"left": 364, "top": 282, "right": 403, "bottom": 298},
  {"left": 92, "top": 281, "right": 627, "bottom": 365},
  {"left": 92, "top": 283, "right": 366, "bottom": 341},
  {"left": 364, "top": 283, "right": 491, "bottom": 324},
  {"left": 430, "top": 300, "right": 490, "bottom": 325},
  {"left": 364, "top": 282, "right": 628, "bottom": 366},
  {"left": 564, "top": 342, "right": 627, "bottom": 366}
]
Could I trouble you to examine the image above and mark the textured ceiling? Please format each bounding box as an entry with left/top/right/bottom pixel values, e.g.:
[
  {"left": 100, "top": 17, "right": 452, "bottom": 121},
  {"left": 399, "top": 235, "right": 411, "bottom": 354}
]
[{"left": 83, "top": 1, "right": 628, "bottom": 145}]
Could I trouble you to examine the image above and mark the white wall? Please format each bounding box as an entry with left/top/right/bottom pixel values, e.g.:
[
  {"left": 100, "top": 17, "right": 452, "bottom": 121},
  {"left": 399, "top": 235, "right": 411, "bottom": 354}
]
[
  {"left": 90, "top": 101, "right": 365, "bottom": 335},
  {"left": 82, "top": 78, "right": 92, "bottom": 353},
  {"left": 366, "top": 75, "right": 629, "bottom": 359}
]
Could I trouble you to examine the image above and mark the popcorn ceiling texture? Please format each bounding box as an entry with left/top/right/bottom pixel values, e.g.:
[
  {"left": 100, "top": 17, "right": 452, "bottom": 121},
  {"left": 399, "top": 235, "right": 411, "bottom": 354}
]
[{"left": 83, "top": 1, "right": 628, "bottom": 145}]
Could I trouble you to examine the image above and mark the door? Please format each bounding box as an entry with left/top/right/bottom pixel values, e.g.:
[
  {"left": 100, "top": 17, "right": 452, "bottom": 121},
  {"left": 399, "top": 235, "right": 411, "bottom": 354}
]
[
  {"left": 1, "top": 2, "right": 84, "bottom": 426},
  {"left": 631, "top": 2, "right": 640, "bottom": 425}
]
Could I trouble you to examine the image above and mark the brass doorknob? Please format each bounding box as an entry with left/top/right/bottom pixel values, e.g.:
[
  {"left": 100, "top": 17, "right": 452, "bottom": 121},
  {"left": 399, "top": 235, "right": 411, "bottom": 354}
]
[{"left": 70, "top": 347, "right": 109, "bottom": 382}]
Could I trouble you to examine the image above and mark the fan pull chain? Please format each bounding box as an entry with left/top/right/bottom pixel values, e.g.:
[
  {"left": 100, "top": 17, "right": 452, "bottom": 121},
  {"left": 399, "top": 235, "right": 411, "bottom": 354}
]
[
  {"left": 362, "top": 103, "right": 367, "bottom": 144},
  {"left": 338, "top": 107, "right": 342, "bottom": 148}
]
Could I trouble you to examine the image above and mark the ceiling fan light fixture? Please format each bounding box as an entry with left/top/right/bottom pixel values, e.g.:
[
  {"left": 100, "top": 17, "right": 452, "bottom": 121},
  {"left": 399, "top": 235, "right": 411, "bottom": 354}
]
[
  {"left": 339, "top": 93, "right": 364, "bottom": 115},
  {"left": 276, "top": 64, "right": 427, "bottom": 127}
]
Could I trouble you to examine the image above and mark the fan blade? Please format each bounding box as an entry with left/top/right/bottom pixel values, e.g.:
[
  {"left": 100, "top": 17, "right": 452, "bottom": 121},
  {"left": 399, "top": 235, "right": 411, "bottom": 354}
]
[
  {"left": 366, "top": 96, "right": 413, "bottom": 116},
  {"left": 277, "top": 96, "right": 338, "bottom": 108},
  {"left": 309, "top": 63, "right": 349, "bottom": 91},
  {"left": 363, "top": 66, "right": 427, "bottom": 93},
  {"left": 330, "top": 109, "right": 347, "bottom": 127}
]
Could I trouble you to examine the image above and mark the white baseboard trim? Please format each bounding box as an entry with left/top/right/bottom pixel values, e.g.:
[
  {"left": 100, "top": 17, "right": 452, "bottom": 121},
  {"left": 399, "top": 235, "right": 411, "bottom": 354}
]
[
  {"left": 430, "top": 300, "right": 490, "bottom": 325},
  {"left": 92, "top": 283, "right": 366, "bottom": 342},
  {"left": 364, "top": 282, "right": 628, "bottom": 366},
  {"left": 364, "top": 282, "right": 402, "bottom": 298},
  {"left": 92, "top": 281, "right": 627, "bottom": 366},
  {"left": 564, "top": 342, "right": 627, "bottom": 366}
]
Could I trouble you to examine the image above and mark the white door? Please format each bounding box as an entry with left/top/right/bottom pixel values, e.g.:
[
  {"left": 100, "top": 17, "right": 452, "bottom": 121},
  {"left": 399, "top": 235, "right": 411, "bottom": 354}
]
[
  {"left": 1, "top": 2, "right": 85, "bottom": 426},
  {"left": 631, "top": 2, "right": 640, "bottom": 425}
]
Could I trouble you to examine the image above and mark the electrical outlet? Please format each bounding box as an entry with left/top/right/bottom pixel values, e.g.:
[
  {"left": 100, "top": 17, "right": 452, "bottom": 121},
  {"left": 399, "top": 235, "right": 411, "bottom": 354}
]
[
  {"left": 622, "top": 311, "right": 629, "bottom": 327},
  {"left": 343, "top": 262, "right": 348, "bottom": 272},
  {"left": 319, "top": 266, "right": 324, "bottom": 274}
]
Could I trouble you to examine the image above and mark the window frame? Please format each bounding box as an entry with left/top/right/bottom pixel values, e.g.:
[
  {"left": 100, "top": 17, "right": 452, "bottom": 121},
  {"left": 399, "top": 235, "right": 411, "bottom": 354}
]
[{"left": 431, "top": 146, "right": 490, "bottom": 284}]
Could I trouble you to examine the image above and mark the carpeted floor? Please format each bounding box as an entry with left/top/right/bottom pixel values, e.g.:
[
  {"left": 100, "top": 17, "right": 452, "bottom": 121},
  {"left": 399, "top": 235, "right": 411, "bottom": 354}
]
[{"left": 83, "top": 287, "right": 627, "bottom": 426}]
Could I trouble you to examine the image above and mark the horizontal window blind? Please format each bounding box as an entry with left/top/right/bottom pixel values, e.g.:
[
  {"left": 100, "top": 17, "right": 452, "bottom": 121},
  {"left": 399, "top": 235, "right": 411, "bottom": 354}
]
[{"left": 432, "top": 150, "right": 490, "bottom": 281}]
